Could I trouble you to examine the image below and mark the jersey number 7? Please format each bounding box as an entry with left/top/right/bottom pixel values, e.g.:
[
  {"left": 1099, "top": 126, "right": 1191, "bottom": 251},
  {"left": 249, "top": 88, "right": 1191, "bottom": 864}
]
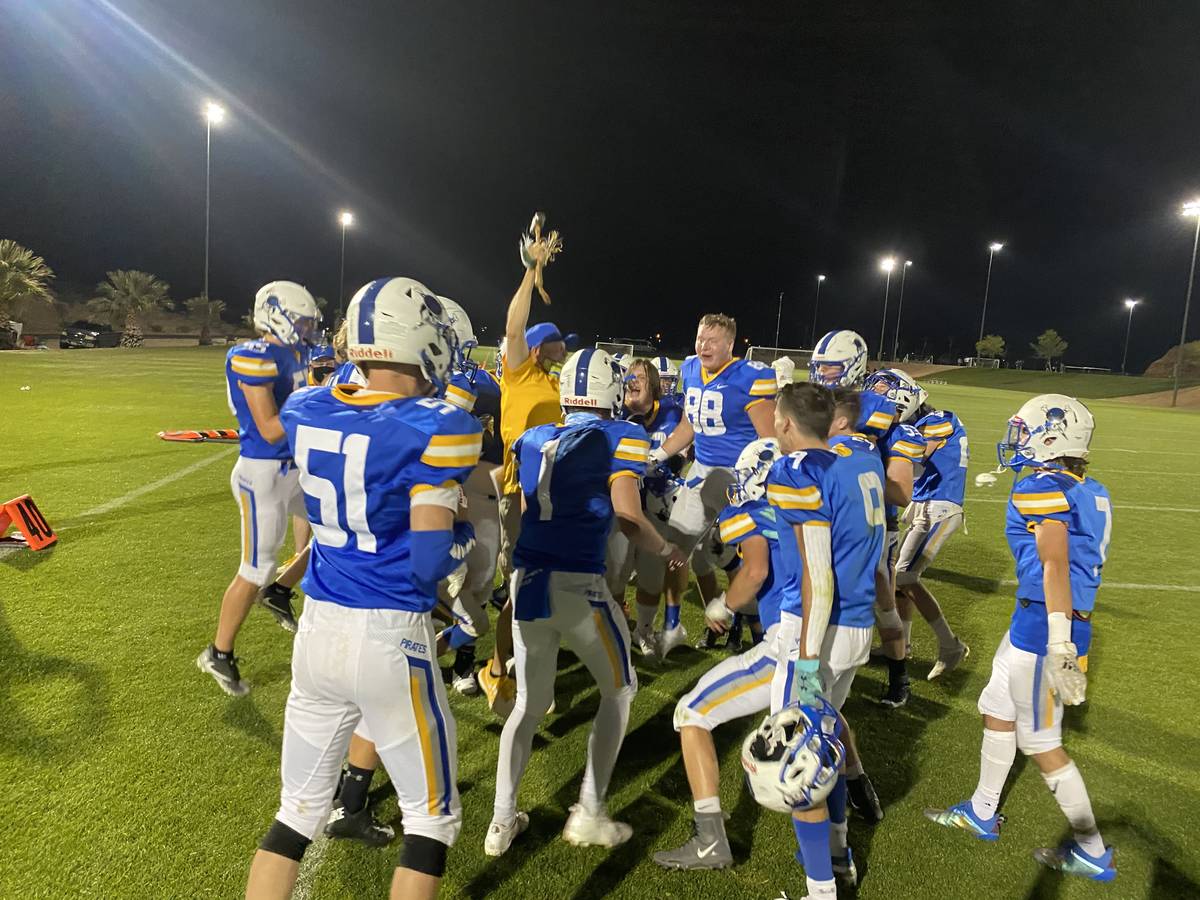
[{"left": 294, "top": 424, "right": 377, "bottom": 552}]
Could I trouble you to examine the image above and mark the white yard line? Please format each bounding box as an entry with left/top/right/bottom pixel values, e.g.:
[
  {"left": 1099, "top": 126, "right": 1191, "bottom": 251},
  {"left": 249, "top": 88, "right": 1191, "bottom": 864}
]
[
  {"left": 68, "top": 447, "right": 235, "bottom": 521},
  {"left": 996, "top": 579, "right": 1199, "bottom": 594},
  {"left": 966, "top": 496, "right": 1199, "bottom": 514},
  {"left": 292, "top": 834, "right": 330, "bottom": 900}
]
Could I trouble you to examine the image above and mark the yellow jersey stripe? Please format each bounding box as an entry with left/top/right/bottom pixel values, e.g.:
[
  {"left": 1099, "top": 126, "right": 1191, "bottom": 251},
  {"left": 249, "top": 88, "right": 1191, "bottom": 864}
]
[
  {"left": 230, "top": 359, "right": 278, "bottom": 377},
  {"left": 749, "top": 379, "right": 777, "bottom": 396},
  {"left": 443, "top": 383, "right": 476, "bottom": 412},
  {"left": 1013, "top": 491, "right": 1070, "bottom": 513},
  {"left": 608, "top": 469, "right": 640, "bottom": 485},
  {"left": 719, "top": 514, "right": 756, "bottom": 543},
  {"left": 833, "top": 443, "right": 852, "bottom": 457},
  {"left": 866, "top": 411, "right": 894, "bottom": 428},
  {"left": 616, "top": 438, "right": 650, "bottom": 452},
  {"left": 922, "top": 423, "right": 953, "bottom": 437},
  {"left": 892, "top": 440, "right": 925, "bottom": 458},
  {"left": 614, "top": 450, "right": 648, "bottom": 463},
  {"left": 767, "top": 484, "right": 821, "bottom": 500},
  {"left": 767, "top": 487, "right": 823, "bottom": 510}
]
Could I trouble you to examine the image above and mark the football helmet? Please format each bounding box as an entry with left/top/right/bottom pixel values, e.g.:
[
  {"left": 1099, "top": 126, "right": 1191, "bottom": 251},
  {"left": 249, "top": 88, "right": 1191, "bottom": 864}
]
[
  {"left": 345, "top": 277, "right": 458, "bottom": 393},
  {"left": 560, "top": 348, "right": 623, "bottom": 417},
  {"left": 864, "top": 368, "right": 928, "bottom": 423},
  {"left": 437, "top": 295, "right": 478, "bottom": 375},
  {"left": 809, "top": 330, "right": 868, "bottom": 388},
  {"left": 997, "top": 393, "right": 1094, "bottom": 469},
  {"left": 652, "top": 356, "right": 679, "bottom": 394},
  {"left": 727, "top": 438, "right": 781, "bottom": 505},
  {"left": 253, "top": 281, "right": 320, "bottom": 346},
  {"left": 741, "top": 701, "right": 844, "bottom": 814}
]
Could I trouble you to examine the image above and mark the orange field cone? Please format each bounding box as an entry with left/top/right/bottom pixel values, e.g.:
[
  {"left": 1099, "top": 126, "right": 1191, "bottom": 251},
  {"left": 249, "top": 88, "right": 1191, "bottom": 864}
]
[{"left": 0, "top": 495, "right": 57, "bottom": 550}]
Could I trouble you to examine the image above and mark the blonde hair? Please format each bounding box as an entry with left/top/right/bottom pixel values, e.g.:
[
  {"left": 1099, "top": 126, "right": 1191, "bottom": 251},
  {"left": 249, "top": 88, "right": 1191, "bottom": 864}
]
[
  {"left": 629, "top": 358, "right": 662, "bottom": 403},
  {"left": 698, "top": 313, "right": 737, "bottom": 340},
  {"left": 333, "top": 320, "right": 349, "bottom": 363}
]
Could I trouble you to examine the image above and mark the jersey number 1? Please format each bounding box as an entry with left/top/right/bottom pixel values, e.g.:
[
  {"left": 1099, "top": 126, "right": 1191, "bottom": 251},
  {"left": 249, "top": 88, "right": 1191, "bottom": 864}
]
[{"left": 294, "top": 424, "right": 377, "bottom": 552}]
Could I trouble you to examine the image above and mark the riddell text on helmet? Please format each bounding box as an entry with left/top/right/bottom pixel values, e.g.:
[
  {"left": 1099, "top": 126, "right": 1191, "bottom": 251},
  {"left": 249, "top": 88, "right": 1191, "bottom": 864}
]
[{"left": 351, "top": 347, "right": 396, "bottom": 359}]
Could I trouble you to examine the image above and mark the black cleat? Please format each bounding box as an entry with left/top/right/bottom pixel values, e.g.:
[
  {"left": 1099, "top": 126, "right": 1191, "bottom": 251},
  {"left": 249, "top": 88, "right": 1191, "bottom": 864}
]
[
  {"left": 257, "top": 583, "right": 297, "bottom": 633},
  {"left": 696, "top": 627, "right": 722, "bottom": 650},
  {"left": 847, "top": 773, "right": 884, "bottom": 824},
  {"left": 325, "top": 801, "right": 395, "bottom": 847},
  {"left": 489, "top": 583, "right": 510, "bottom": 613},
  {"left": 723, "top": 615, "right": 744, "bottom": 654},
  {"left": 196, "top": 645, "right": 249, "bottom": 696},
  {"left": 879, "top": 676, "right": 910, "bottom": 709}
]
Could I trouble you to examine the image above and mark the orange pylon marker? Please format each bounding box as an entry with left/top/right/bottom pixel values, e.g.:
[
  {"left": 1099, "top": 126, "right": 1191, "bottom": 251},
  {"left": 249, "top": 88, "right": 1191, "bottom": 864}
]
[{"left": 0, "top": 495, "right": 57, "bottom": 550}]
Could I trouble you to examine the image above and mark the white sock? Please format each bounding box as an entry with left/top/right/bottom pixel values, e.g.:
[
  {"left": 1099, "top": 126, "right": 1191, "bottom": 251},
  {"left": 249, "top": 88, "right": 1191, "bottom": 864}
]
[
  {"left": 930, "top": 615, "right": 957, "bottom": 652},
  {"left": 830, "top": 820, "right": 849, "bottom": 855},
  {"left": 901, "top": 618, "right": 913, "bottom": 648},
  {"left": 806, "top": 876, "right": 838, "bottom": 899},
  {"left": 635, "top": 602, "right": 657, "bottom": 633},
  {"left": 1042, "top": 761, "right": 1105, "bottom": 857},
  {"left": 970, "top": 728, "right": 1016, "bottom": 820},
  {"left": 694, "top": 796, "right": 721, "bottom": 815}
]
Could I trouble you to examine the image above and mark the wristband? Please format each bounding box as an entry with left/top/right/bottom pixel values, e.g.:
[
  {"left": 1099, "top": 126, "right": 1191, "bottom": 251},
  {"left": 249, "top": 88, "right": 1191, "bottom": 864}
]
[
  {"left": 1047, "top": 611, "right": 1071, "bottom": 645},
  {"left": 795, "top": 657, "right": 820, "bottom": 673}
]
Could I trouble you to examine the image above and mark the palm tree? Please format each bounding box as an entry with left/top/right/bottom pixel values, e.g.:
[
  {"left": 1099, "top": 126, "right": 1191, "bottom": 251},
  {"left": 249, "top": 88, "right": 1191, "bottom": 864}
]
[
  {"left": 89, "top": 270, "right": 171, "bottom": 348},
  {"left": 184, "top": 296, "right": 227, "bottom": 346},
  {"left": 0, "top": 239, "right": 55, "bottom": 340}
]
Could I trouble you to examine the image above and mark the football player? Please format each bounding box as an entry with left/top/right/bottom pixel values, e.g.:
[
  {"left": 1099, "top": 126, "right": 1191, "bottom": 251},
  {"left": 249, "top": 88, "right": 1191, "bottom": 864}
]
[
  {"left": 198, "top": 281, "right": 319, "bottom": 696},
  {"left": 925, "top": 394, "right": 1115, "bottom": 883},
  {"left": 809, "top": 330, "right": 895, "bottom": 440},
  {"left": 485, "top": 349, "right": 686, "bottom": 857},
  {"left": 621, "top": 358, "right": 686, "bottom": 656},
  {"left": 244, "top": 277, "right": 481, "bottom": 900},
  {"left": 887, "top": 371, "right": 971, "bottom": 679},
  {"left": 652, "top": 314, "right": 777, "bottom": 652},
  {"left": 651, "top": 355, "right": 681, "bottom": 396}
]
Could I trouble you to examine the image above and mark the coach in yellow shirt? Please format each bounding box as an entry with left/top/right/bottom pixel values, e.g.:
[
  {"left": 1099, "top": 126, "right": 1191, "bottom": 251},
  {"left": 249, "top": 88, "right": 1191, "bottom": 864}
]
[{"left": 479, "top": 242, "right": 575, "bottom": 713}]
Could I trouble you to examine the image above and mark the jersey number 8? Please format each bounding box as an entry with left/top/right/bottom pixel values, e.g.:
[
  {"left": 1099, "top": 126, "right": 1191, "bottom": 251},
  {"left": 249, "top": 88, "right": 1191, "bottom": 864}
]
[{"left": 685, "top": 387, "right": 726, "bottom": 436}]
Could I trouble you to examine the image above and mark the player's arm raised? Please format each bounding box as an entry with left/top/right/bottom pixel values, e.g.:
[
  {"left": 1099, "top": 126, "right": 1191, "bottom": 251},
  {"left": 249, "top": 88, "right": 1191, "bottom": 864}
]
[
  {"left": 1035, "top": 518, "right": 1087, "bottom": 705},
  {"left": 504, "top": 238, "right": 551, "bottom": 372},
  {"left": 240, "top": 383, "right": 285, "bottom": 444}
]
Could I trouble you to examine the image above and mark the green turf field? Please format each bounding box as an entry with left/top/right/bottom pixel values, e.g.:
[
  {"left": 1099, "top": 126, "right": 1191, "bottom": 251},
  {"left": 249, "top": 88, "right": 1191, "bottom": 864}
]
[
  {"left": 931, "top": 367, "right": 1197, "bottom": 399},
  {"left": 2, "top": 347, "right": 1198, "bottom": 899}
]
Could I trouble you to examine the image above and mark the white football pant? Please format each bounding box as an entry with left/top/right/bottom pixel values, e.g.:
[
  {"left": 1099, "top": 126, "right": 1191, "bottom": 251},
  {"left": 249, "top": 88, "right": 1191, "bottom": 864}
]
[
  {"left": 977, "top": 632, "right": 1064, "bottom": 755},
  {"left": 894, "top": 500, "right": 964, "bottom": 586},
  {"left": 448, "top": 475, "right": 501, "bottom": 638},
  {"left": 231, "top": 456, "right": 305, "bottom": 585}
]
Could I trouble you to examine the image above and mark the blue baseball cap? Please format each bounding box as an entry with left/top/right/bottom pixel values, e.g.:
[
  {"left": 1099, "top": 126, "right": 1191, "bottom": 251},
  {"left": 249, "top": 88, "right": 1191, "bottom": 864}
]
[{"left": 525, "top": 322, "right": 579, "bottom": 351}]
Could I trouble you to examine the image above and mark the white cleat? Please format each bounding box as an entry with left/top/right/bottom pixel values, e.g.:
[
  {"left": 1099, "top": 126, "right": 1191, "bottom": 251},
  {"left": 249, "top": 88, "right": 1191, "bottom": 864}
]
[
  {"left": 562, "top": 804, "right": 633, "bottom": 848},
  {"left": 928, "top": 640, "right": 970, "bottom": 681},
  {"left": 452, "top": 673, "right": 479, "bottom": 696},
  {"left": 484, "top": 812, "right": 530, "bottom": 857},
  {"left": 634, "top": 628, "right": 659, "bottom": 657},
  {"left": 658, "top": 624, "right": 689, "bottom": 660}
]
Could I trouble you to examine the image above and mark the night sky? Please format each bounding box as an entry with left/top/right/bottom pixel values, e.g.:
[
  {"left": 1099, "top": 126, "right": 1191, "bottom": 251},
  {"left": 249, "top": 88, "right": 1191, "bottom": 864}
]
[{"left": 3, "top": 1, "right": 1199, "bottom": 371}]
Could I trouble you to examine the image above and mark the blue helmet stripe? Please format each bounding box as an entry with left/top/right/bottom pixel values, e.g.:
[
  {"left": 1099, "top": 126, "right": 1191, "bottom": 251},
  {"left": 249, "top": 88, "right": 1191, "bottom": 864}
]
[
  {"left": 817, "top": 331, "right": 836, "bottom": 354},
  {"left": 574, "top": 348, "right": 595, "bottom": 397},
  {"left": 356, "top": 277, "right": 392, "bottom": 344}
]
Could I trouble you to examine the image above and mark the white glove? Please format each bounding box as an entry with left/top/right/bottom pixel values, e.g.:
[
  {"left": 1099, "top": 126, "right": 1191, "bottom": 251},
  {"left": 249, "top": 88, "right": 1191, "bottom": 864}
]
[
  {"left": 648, "top": 447, "right": 669, "bottom": 467},
  {"left": 1045, "top": 641, "right": 1087, "bottom": 705},
  {"left": 704, "top": 592, "right": 733, "bottom": 629}
]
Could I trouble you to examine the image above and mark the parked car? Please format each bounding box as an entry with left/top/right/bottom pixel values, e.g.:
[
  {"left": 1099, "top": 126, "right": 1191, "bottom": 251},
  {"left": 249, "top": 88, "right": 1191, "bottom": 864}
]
[{"left": 60, "top": 321, "right": 121, "bottom": 349}]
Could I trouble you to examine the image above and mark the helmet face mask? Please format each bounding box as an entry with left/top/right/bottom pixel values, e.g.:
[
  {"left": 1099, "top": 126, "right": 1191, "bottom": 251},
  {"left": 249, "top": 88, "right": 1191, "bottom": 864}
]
[
  {"left": 997, "top": 393, "right": 1094, "bottom": 470},
  {"left": 741, "top": 701, "right": 844, "bottom": 814},
  {"left": 254, "top": 281, "right": 321, "bottom": 347},
  {"left": 653, "top": 355, "right": 679, "bottom": 395},
  {"left": 864, "top": 368, "right": 927, "bottom": 423},
  {"left": 809, "top": 330, "right": 868, "bottom": 388},
  {"left": 436, "top": 296, "right": 478, "bottom": 379},
  {"left": 727, "top": 438, "right": 780, "bottom": 505}
]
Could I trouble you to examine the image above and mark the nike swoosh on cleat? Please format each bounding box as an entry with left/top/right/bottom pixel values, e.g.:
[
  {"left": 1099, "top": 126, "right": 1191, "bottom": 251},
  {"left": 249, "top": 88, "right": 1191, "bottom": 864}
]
[{"left": 696, "top": 841, "right": 719, "bottom": 858}]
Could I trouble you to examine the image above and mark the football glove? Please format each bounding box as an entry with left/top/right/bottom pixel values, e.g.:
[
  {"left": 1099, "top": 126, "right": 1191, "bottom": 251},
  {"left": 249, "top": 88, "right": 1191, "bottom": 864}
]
[
  {"left": 1045, "top": 641, "right": 1087, "bottom": 706},
  {"left": 704, "top": 592, "right": 733, "bottom": 630},
  {"left": 647, "top": 446, "right": 669, "bottom": 467},
  {"left": 792, "top": 658, "right": 825, "bottom": 708}
]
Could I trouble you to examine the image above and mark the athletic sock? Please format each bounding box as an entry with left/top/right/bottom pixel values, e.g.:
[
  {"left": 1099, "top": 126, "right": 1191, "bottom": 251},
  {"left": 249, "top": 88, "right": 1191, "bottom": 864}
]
[
  {"left": 339, "top": 764, "right": 375, "bottom": 815},
  {"left": 1042, "top": 761, "right": 1105, "bottom": 856},
  {"left": 693, "top": 796, "right": 721, "bottom": 815},
  {"left": 970, "top": 728, "right": 1016, "bottom": 820},
  {"left": 886, "top": 657, "right": 908, "bottom": 685},
  {"left": 212, "top": 644, "right": 234, "bottom": 660},
  {"left": 901, "top": 618, "right": 913, "bottom": 648},
  {"left": 793, "top": 818, "right": 834, "bottom": 882},
  {"left": 930, "top": 614, "right": 957, "bottom": 651},
  {"left": 636, "top": 602, "right": 658, "bottom": 632},
  {"left": 665, "top": 604, "right": 681, "bottom": 631},
  {"left": 827, "top": 775, "right": 848, "bottom": 855}
]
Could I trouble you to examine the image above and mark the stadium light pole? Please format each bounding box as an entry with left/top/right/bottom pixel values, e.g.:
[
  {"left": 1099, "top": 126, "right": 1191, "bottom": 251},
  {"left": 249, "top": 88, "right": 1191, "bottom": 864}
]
[
  {"left": 892, "top": 260, "right": 913, "bottom": 361},
  {"left": 810, "top": 274, "right": 826, "bottom": 347},
  {"left": 1174, "top": 200, "right": 1200, "bottom": 406},
  {"left": 202, "top": 102, "right": 225, "bottom": 300},
  {"left": 1120, "top": 298, "right": 1140, "bottom": 374},
  {"left": 878, "top": 256, "right": 896, "bottom": 361},
  {"left": 773, "top": 291, "right": 785, "bottom": 347},
  {"left": 338, "top": 211, "right": 354, "bottom": 321},
  {"left": 978, "top": 242, "right": 1004, "bottom": 344}
]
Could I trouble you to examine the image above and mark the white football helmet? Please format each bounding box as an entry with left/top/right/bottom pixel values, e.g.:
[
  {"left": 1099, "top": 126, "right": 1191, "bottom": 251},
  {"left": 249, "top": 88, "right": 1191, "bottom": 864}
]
[
  {"left": 864, "top": 368, "right": 928, "bottom": 423},
  {"left": 771, "top": 356, "right": 796, "bottom": 389},
  {"left": 728, "top": 438, "right": 781, "bottom": 505},
  {"left": 998, "top": 393, "right": 1094, "bottom": 469},
  {"left": 560, "top": 348, "right": 623, "bottom": 417},
  {"left": 652, "top": 355, "right": 679, "bottom": 394},
  {"left": 253, "top": 281, "right": 320, "bottom": 346},
  {"left": 611, "top": 352, "right": 631, "bottom": 373},
  {"left": 345, "top": 277, "right": 458, "bottom": 392},
  {"left": 436, "top": 295, "right": 478, "bottom": 373},
  {"left": 741, "top": 701, "right": 844, "bottom": 814},
  {"left": 809, "top": 330, "right": 868, "bottom": 388}
]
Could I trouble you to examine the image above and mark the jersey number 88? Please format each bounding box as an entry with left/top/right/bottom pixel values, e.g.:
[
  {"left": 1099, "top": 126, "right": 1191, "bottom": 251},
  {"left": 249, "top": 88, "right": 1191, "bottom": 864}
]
[{"left": 685, "top": 387, "right": 726, "bottom": 436}]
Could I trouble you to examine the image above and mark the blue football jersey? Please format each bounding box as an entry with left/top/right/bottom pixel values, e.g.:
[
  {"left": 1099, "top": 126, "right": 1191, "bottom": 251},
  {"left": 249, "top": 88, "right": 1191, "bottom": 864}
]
[
  {"left": 331, "top": 360, "right": 365, "bottom": 386},
  {"left": 680, "top": 356, "right": 776, "bottom": 466},
  {"left": 626, "top": 395, "right": 685, "bottom": 497},
  {"left": 512, "top": 416, "right": 649, "bottom": 589},
  {"left": 226, "top": 339, "right": 307, "bottom": 459},
  {"left": 914, "top": 409, "right": 968, "bottom": 504},
  {"left": 765, "top": 450, "right": 834, "bottom": 624},
  {"left": 1005, "top": 470, "right": 1111, "bottom": 658},
  {"left": 825, "top": 435, "right": 888, "bottom": 627},
  {"left": 443, "top": 368, "right": 503, "bottom": 466},
  {"left": 716, "top": 499, "right": 800, "bottom": 630},
  {"left": 857, "top": 390, "right": 897, "bottom": 440},
  {"left": 280, "top": 386, "right": 482, "bottom": 613},
  {"left": 880, "top": 422, "right": 926, "bottom": 525}
]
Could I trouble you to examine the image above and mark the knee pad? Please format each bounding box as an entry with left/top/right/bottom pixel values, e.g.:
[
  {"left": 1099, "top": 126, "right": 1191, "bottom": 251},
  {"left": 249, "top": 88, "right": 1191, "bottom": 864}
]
[
  {"left": 894, "top": 569, "right": 920, "bottom": 588},
  {"left": 260, "top": 820, "right": 311, "bottom": 862},
  {"left": 398, "top": 834, "right": 448, "bottom": 877}
]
